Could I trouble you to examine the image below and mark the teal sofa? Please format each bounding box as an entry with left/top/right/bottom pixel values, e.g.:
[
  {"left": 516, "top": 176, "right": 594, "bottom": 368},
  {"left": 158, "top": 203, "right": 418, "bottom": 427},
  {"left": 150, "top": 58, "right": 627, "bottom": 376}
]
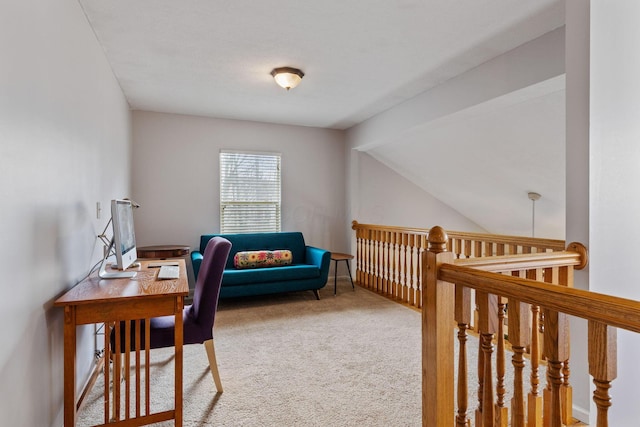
[{"left": 192, "top": 232, "right": 331, "bottom": 299}]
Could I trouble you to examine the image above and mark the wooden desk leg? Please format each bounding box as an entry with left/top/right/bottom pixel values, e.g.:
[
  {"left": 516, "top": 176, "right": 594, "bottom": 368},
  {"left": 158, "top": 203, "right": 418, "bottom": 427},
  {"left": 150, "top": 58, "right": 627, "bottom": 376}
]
[
  {"left": 175, "top": 296, "right": 184, "bottom": 426},
  {"left": 63, "top": 306, "right": 77, "bottom": 427}
]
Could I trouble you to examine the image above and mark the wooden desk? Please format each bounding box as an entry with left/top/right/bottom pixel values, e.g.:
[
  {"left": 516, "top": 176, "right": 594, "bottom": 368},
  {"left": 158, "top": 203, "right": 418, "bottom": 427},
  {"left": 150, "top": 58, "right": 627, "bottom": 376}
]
[
  {"left": 330, "top": 252, "right": 355, "bottom": 295},
  {"left": 55, "top": 259, "right": 189, "bottom": 427},
  {"left": 137, "top": 245, "right": 195, "bottom": 302}
]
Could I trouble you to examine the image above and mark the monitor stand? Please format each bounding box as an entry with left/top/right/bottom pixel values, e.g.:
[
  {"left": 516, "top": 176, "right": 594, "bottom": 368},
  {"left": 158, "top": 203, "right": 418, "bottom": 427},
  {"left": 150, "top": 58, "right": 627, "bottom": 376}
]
[{"left": 98, "top": 239, "right": 137, "bottom": 279}]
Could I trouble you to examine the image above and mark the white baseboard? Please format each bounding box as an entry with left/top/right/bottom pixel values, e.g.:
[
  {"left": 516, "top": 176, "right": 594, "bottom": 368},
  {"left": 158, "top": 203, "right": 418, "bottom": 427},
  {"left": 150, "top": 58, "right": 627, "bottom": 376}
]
[{"left": 572, "top": 404, "right": 589, "bottom": 424}]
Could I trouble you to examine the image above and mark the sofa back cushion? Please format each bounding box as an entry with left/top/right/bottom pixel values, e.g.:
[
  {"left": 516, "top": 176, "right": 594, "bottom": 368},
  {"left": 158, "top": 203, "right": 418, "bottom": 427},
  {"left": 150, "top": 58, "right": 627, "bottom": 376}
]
[{"left": 199, "top": 232, "right": 306, "bottom": 270}]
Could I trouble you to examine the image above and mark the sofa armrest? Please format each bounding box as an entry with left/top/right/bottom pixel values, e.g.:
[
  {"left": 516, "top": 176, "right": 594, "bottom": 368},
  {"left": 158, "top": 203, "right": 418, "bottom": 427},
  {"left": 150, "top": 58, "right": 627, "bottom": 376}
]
[
  {"left": 306, "top": 246, "right": 331, "bottom": 282},
  {"left": 191, "top": 251, "right": 204, "bottom": 279}
]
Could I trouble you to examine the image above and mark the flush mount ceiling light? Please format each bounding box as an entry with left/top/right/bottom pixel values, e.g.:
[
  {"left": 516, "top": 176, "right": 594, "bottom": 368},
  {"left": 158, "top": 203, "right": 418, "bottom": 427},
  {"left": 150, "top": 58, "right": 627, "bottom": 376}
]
[{"left": 270, "top": 67, "right": 304, "bottom": 90}]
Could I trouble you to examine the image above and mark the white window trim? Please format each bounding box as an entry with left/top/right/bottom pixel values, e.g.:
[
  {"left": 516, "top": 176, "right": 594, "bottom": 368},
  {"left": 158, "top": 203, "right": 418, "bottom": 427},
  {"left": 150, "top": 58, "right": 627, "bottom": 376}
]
[{"left": 219, "top": 150, "right": 282, "bottom": 234}]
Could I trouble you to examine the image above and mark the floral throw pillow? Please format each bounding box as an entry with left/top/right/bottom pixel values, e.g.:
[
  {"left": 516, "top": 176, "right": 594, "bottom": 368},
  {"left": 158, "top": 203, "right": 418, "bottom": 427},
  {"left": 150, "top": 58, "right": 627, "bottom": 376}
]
[{"left": 233, "top": 250, "right": 293, "bottom": 269}]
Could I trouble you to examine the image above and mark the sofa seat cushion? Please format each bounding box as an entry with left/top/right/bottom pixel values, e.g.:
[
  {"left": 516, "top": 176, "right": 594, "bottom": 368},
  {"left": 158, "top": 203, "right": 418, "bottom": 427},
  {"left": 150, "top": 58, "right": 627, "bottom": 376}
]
[
  {"left": 234, "top": 249, "right": 293, "bottom": 269},
  {"left": 223, "top": 264, "right": 320, "bottom": 286}
]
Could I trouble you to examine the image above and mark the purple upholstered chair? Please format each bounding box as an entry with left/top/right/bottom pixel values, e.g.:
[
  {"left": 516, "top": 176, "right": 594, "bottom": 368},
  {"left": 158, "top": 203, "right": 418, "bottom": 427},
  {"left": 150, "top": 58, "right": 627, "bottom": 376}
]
[{"left": 114, "top": 237, "right": 232, "bottom": 392}]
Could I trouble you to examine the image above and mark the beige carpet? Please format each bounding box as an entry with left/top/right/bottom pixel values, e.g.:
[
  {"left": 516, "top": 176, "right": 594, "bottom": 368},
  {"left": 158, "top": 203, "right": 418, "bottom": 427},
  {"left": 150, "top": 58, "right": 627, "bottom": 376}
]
[{"left": 78, "top": 280, "right": 426, "bottom": 426}]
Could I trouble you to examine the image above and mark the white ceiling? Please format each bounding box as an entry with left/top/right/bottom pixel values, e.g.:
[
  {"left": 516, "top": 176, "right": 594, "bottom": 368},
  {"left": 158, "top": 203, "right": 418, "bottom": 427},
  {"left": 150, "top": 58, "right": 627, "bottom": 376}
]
[
  {"left": 78, "top": 0, "right": 564, "bottom": 129},
  {"left": 78, "top": 0, "right": 567, "bottom": 238}
]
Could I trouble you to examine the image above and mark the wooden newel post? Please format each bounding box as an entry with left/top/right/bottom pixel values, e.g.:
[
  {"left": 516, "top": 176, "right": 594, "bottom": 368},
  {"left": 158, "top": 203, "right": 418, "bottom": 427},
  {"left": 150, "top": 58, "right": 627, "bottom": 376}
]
[{"left": 423, "top": 226, "right": 455, "bottom": 426}]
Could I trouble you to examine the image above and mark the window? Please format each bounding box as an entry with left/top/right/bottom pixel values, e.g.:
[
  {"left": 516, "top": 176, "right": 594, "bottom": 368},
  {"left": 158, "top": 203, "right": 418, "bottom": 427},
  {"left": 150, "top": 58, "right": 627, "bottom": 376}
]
[{"left": 220, "top": 150, "right": 281, "bottom": 233}]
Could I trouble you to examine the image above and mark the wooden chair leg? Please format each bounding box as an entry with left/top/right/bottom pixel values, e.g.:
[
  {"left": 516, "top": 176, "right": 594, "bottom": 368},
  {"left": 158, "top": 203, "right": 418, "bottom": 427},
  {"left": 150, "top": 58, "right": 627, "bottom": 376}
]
[{"left": 204, "top": 339, "right": 223, "bottom": 393}]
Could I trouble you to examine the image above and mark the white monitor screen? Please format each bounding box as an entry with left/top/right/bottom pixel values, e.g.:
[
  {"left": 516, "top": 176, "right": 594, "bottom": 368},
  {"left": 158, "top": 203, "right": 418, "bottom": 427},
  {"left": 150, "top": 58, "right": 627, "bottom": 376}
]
[{"left": 111, "top": 199, "right": 137, "bottom": 270}]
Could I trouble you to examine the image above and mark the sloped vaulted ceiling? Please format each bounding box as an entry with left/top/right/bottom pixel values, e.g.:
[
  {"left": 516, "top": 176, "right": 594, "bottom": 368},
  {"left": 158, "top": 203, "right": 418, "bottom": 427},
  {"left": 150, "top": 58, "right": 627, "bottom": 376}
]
[{"left": 366, "top": 77, "right": 566, "bottom": 239}]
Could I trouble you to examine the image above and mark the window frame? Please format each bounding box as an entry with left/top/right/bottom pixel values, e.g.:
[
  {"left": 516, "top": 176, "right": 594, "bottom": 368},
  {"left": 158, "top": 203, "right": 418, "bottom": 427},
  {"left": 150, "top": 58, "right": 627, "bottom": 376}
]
[{"left": 219, "top": 150, "right": 282, "bottom": 234}]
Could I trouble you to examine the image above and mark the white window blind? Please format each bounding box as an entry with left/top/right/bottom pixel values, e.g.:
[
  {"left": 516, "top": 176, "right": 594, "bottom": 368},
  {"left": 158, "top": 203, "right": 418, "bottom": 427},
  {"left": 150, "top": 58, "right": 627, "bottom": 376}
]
[{"left": 220, "top": 150, "right": 281, "bottom": 233}]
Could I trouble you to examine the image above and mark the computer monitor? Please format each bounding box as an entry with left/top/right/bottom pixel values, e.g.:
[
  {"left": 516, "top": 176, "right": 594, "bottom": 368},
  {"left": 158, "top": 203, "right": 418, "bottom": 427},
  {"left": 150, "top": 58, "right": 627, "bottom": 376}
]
[
  {"left": 98, "top": 199, "right": 138, "bottom": 279},
  {"left": 111, "top": 199, "right": 138, "bottom": 271}
]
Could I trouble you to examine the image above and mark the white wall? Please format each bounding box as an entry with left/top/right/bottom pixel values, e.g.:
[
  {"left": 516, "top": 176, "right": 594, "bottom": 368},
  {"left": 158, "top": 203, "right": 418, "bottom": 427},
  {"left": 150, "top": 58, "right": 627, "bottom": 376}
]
[
  {"left": 131, "top": 111, "right": 347, "bottom": 253},
  {"left": 353, "top": 151, "right": 485, "bottom": 233},
  {"left": 565, "top": 0, "right": 591, "bottom": 419},
  {"left": 1, "top": 1, "right": 132, "bottom": 426},
  {"left": 588, "top": 1, "right": 640, "bottom": 424}
]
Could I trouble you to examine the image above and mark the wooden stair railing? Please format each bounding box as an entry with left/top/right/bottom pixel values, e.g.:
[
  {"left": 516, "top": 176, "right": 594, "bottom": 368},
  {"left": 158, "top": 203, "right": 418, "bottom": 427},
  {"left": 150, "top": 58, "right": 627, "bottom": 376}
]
[
  {"left": 423, "top": 226, "right": 639, "bottom": 427},
  {"left": 351, "top": 221, "right": 566, "bottom": 310}
]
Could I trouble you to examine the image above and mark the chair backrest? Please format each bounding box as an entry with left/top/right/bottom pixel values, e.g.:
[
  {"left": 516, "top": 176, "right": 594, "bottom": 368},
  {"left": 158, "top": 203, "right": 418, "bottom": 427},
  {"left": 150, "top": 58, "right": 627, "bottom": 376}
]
[{"left": 189, "top": 237, "right": 232, "bottom": 332}]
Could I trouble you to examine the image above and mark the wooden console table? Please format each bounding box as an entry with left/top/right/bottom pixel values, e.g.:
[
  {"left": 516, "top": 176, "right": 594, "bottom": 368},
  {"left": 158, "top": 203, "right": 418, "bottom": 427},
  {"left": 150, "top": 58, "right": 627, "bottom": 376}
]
[
  {"left": 137, "top": 245, "right": 190, "bottom": 259},
  {"left": 55, "top": 259, "right": 189, "bottom": 427}
]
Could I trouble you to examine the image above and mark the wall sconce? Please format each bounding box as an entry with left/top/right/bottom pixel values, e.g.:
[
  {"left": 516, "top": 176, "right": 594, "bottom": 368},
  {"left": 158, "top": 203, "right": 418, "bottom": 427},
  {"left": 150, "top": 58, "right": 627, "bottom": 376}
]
[{"left": 270, "top": 67, "right": 304, "bottom": 90}]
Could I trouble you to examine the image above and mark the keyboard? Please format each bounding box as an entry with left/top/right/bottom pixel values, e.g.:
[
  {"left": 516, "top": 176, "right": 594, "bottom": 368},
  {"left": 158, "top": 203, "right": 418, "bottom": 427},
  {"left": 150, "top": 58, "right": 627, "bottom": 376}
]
[{"left": 157, "top": 265, "right": 180, "bottom": 280}]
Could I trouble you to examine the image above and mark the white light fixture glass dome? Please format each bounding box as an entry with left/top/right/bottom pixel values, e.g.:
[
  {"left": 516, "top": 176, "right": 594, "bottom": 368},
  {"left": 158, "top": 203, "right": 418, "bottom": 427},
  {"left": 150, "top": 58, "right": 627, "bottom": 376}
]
[{"left": 270, "top": 67, "right": 304, "bottom": 90}]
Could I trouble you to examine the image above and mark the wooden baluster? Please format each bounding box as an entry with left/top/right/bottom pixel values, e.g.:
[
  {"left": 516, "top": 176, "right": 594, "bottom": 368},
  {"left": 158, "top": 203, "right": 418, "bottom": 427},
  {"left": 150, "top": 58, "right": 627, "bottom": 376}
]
[
  {"left": 402, "top": 233, "right": 409, "bottom": 303},
  {"left": 361, "top": 231, "right": 366, "bottom": 287},
  {"left": 464, "top": 239, "right": 472, "bottom": 259},
  {"left": 542, "top": 266, "right": 564, "bottom": 426},
  {"left": 377, "top": 231, "right": 383, "bottom": 294},
  {"left": 369, "top": 230, "right": 375, "bottom": 291},
  {"left": 422, "top": 226, "right": 455, "bottom": 426},
  {"left": 476, "top": 290, "right": 498, "bottom": 427},
  {"left": 542, "top": 308, "right": 569, "bottom": 427},
  {"left": 453, "top": 238, "right": 461, "bottom": 259},
  {"left": 496, "top": 243, "right": 505, "bottom": 256},
  {"left": 360, "top": 231, "right": 366, "bottom": 285},
  {"left": 558, "top": 264, "right": 575, "bottom": 426},
  {"left": 406, "top": 234, "right": 413, "bottom": 306},
  {"left": 381, "top": 231, "right": 387, "bottom": 295},
  {"left": 386, "top": 231, "right": 392, "bottom": 296},
  {"left": 412, "top": 236, "right": 419, "bottom": 307},
  {"left": 385, "top": 231, "right": 390, "bottom": 296},
  {"left": 588, "top": 321, "right": 616, "bottom": 427},
  {"left": 364, "top": 231, "right": 371, "bottom": 289},
  {"left": 368, "top": 230, "right": 374, "bottom": 289},
  {"left": 528, "top": 303, "right": 542, "bottom": 427},
  {"left": 455, "top": 285, "right": 472, "bottom": 427},
  {"left": 561, "top": 360, "right": 572, "bottom": 425},
  {"left": 417, "top": 235, "right": 426, "bottom": 309},
  {"left": 476, "top": 333, "right": 485, "bottom": 427},
  {"left": 396, "top": 233, "right": 402, "bottom": 301},
  {"left": 387, "top": 233, "right": 398, "bottom": 299},
  {"left": 508, "top": 294, "right": 531, "bottom": 427},
  {"left": 355, "top": 231, "right": 361, "bottom": 284},
  {"left": 471, "top": 240, "right": 483, "bottom": 332},
  {"left": 374, "top": 230, "right": 381, "bottom": 292},
  {"left": 390, "top": 232, "right": 398, "bottom": 299},
  {"left": 496, "top": 297, "right": 508, "bottom": 426}
]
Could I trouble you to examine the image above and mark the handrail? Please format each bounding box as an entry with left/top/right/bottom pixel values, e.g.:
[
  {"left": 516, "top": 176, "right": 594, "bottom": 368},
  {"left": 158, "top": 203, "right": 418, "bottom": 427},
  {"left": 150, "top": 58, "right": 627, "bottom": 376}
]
[
  {"left": 440, "top": 263, "right": 640, "bottom": 334},
  {"left": 351, "top": 220, "right": 571, "bottom": 310},
  {"left": 421, "top": 226, "right": 627, "bottom": 426},
  {"left": 453, "top": 243, "right": 588, "bottom": 272},
  {"left": 352, "top": 220, "right": 566, "bottom": 252}
]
